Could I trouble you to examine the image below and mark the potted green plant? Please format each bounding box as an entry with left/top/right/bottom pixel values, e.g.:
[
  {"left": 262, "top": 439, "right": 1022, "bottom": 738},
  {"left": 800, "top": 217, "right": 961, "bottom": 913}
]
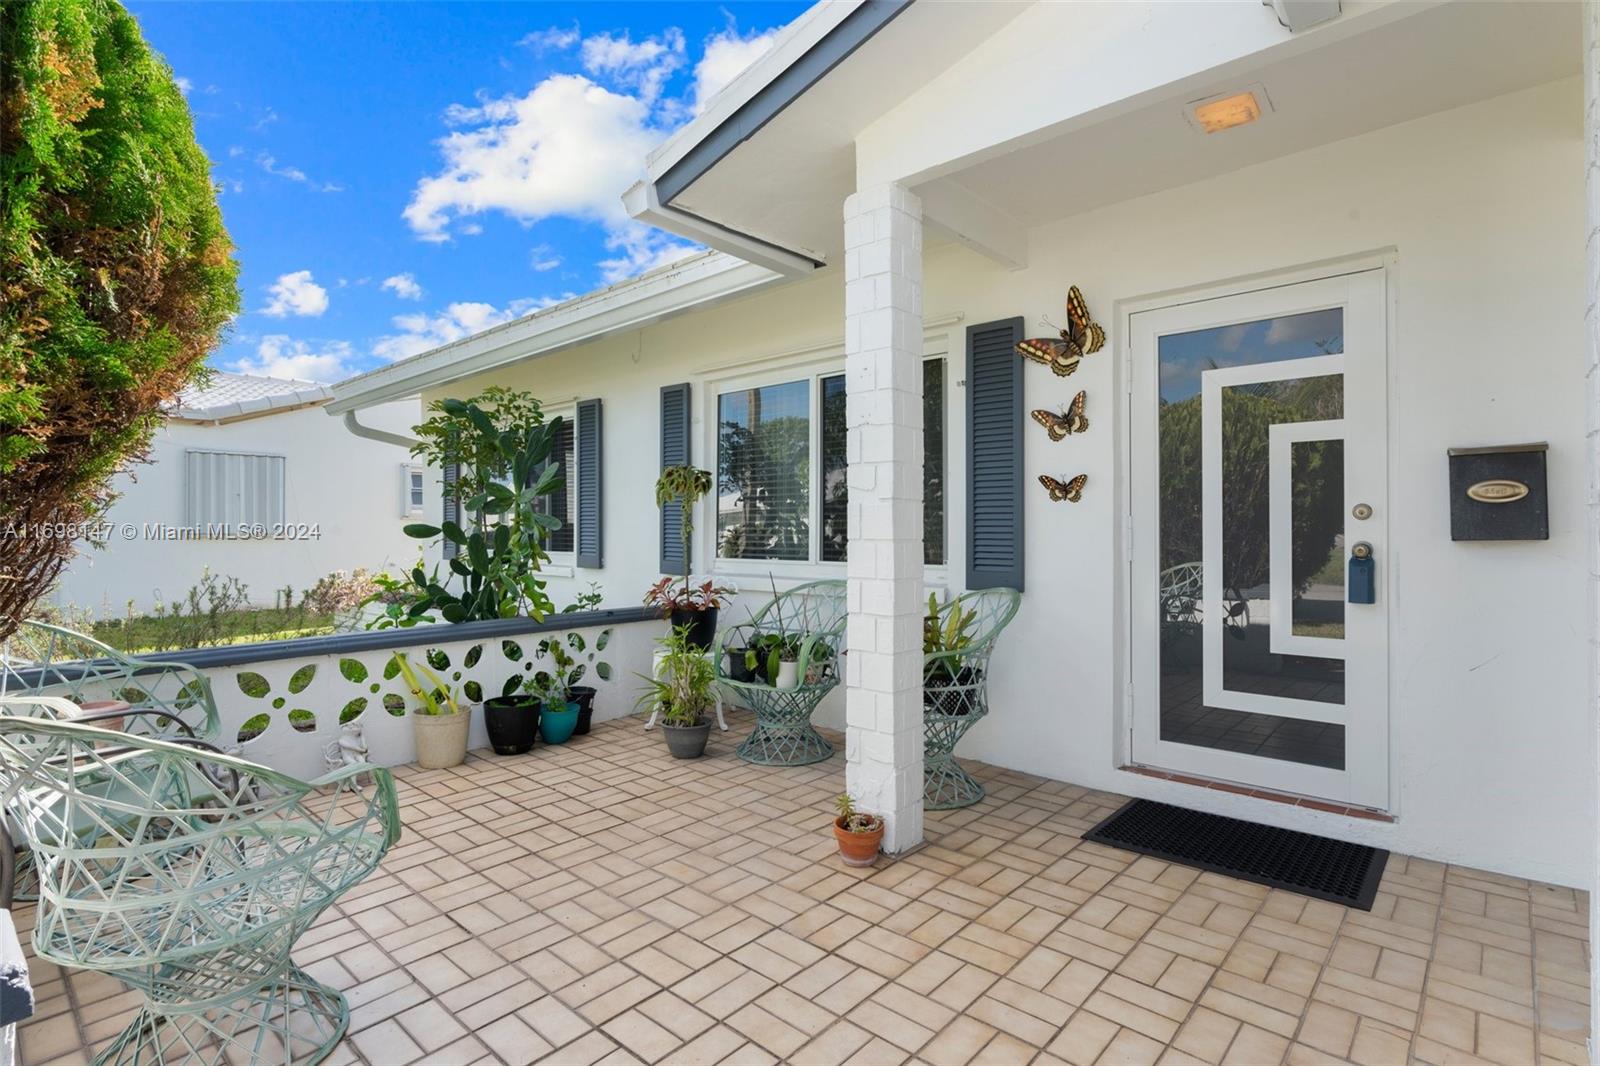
[
  {"left": 832, "top": 793, "right": 884, "bottom": 867},
  {"left": 648, "top": 465, "right": 724, "bottom": 649},
  {"left": 923, "top": 593, "right": 978, "bottom": 716},
  {"left": 392, "top": 651, "right": 470, "bottom": 769},
  {"left": 527, "top": 671, "right": 580, "bottom": 745},
  {"left": 637, "top": 624, "right": 716, "bottom": 758},
  {"left": 559, "top": 584, "right": 613, "bottom": 734},
  {"left": 482, "top": 670, "right": 539, "bottom": 755}
]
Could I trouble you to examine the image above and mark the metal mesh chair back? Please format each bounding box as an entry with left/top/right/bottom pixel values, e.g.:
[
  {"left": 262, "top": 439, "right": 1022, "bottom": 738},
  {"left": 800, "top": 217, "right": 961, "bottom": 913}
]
[{"left": 922, "top": 587, "right": 1021, "bottom": 809}]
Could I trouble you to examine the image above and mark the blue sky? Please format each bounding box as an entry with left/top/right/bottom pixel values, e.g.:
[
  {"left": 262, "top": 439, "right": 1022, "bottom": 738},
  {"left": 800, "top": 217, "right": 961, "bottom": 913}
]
[{"left": 129, "top": 2, "right": 808, "bottom": 383}]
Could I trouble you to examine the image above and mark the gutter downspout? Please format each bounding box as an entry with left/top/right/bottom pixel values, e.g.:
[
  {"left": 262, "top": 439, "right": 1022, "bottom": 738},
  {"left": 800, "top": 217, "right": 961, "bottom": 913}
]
[{"left": 342, "top": 410, "right": 419, "bottom": 449}]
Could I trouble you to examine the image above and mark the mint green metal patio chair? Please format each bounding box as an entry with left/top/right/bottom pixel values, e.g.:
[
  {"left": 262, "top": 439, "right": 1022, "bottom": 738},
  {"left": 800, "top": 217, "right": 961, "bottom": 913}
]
[
  {"left": 0, "top": 622, "right": 223, "bottom": 903},
  {"left": 713, "top": 580, "right": 847, "bottom": 765},
  {"left": 0, "top": 699, "right": 399, "bottom": 1065},
  {"left": 923, "top": 588, "right": 1020, "bottom": 809}
]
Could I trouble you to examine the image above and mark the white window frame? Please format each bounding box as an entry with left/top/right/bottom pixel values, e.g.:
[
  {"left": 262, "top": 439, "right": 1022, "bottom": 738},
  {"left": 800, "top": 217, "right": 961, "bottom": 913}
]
[
  {"left": 701, "top": 345, "right": 950, "bottom": 584},
  {"left": 402, "top": 463, "right": 425, "bottom": 518}
]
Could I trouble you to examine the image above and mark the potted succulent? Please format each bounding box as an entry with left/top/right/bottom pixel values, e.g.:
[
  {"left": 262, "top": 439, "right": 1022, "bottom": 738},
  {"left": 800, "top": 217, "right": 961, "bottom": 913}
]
[
  {"left": 482, "top": 672, "right": 540, "bottom": 755},
  {"left": 832, "top": 793, "right": 885, "bottom": 867},
  {"left": 923, "top": 593, "right": 979, "bottom": 716},
  {"left": 648, "top": 465, "right": 726, "bottom": 649},
  {"left": 393, "top": 652, "right": 471, "bottom": 769},
  {"left": 638, "top": 624, "right": 716, "bottom": 758}
]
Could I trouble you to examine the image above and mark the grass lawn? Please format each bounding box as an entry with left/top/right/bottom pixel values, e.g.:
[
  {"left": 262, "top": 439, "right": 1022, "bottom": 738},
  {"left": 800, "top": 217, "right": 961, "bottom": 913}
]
[{"left": 90, "top": 608, "right": 338, "bottom": 655}]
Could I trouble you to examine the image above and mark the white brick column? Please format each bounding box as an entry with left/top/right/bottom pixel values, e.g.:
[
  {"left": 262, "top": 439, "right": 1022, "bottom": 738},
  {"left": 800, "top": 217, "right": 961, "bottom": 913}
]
[
  {"left": 843, "top": 183, "right": 925, "bottom": 853},
  {"left": 1585, "top": 1, "right": 1600, "bottom": 1055}
]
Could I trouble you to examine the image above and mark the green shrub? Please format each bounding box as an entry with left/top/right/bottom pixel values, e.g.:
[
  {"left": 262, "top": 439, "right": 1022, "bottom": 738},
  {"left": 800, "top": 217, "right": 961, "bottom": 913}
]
[{"left": 0, "top": 0, "right": 240, "bottom": 638}]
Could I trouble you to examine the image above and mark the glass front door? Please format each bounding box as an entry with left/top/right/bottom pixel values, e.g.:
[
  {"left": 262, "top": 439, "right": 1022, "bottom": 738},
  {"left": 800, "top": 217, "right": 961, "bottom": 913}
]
[{"left": 1130, "top": 271, "right": 1389, "bottom": 808}]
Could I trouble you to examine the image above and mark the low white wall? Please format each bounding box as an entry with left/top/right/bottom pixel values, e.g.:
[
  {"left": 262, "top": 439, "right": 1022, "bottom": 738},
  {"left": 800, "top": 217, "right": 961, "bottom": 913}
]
[
  {"left": 420, "top": 79, "right": 1589, "bottom": 886},
  {"left": 164, "top": 617, "right": 661, "bottom": 782},
  {"left": 52, "top": 398, "right": 422, "bottom": 617}
]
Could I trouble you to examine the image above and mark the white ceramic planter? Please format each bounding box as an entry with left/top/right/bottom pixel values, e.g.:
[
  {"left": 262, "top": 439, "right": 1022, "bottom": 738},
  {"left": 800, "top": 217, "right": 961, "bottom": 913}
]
[
  {"left": 412, "top": 709, "right": 470, "bottom": 769},
  {"left": 775, "top": 660, "right": 800, "bottom": 689}
]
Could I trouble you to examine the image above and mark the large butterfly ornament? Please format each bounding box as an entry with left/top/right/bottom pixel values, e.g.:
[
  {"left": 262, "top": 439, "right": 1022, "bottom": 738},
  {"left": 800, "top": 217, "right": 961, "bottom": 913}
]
[
  {"left": 1031, "top": 391, "right": 1088, "bottom": 441},
  {"left": 1015, "top": 285, "right": 1106, "bottom": 378},
  {"left": 1039, "top": 473, "right": 1087, "bottom": 503}
]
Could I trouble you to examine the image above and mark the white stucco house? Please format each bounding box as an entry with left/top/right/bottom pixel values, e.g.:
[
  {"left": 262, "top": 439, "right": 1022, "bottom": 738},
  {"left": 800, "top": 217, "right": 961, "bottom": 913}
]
[
  {"left": 327, "top": 0, "right": 1597, "bottom": 919},
  {"left": 54, "top": 373, "right": 422, "bottom": 617}
]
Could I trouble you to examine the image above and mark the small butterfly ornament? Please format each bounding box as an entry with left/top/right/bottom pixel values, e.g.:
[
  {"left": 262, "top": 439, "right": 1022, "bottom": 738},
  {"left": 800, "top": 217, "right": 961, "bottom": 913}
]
[
  {"left": 1016, "top": 286, "right": 1106, "bottom": 378},
  {"left": 1039, "top": 473, "right": 1087, "bottom": 503},
  {"left": 1031, "top": 391, "right": 1088, "bottom": 442}
]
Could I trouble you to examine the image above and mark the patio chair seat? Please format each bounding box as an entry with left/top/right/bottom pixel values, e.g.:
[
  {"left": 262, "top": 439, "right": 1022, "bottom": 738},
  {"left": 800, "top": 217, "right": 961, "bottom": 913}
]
[
  {"left": 712, "top": 580, "right": 847, "bottom": 765},
  {"left": 923, "top": 588, "right": 1020, "bottom": 809},
  {"left": 0, "top": 700, "right": 399, "bottom": 1065}
]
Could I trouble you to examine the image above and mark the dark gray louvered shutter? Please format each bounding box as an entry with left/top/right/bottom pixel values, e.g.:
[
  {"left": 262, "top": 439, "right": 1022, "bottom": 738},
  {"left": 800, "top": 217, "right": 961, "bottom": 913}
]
[
  {"left": 441, "top": 460, "right": 460, "bottom": 560},
  {"left": 576, "top": 399, "right": 603, "bottom": 569},
  {"left": 966, "top": 317, "right": 1025, "bottom": 591},
  {"left": 659, "top": 383, "right": 691, "bottom": 574}
]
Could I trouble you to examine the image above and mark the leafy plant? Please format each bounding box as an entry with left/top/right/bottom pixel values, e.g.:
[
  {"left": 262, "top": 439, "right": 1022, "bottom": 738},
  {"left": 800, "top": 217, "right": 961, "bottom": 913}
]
[
  {"left": 635, "top": 624, "right": 715, "bottom": 727},
  {"left": 643, "top": 576, "right": 733, "bottom": 614},
  {"left": 390, "top": 652, "right": 463, "bottom": 716},
  {"left": 0, "top": 0, "right": 241, "bottom": 639},
  {"left": 374, "top": 391, "right": 564, "bottom": 626},
  {"left": 653, "top": 465, "right": 713, "bottom": 606},
  {"left": 924, "top": 593, "right": 978, "bottom": 684},
  {"left": 835, "top": 793, "right": 881, "bottom": 834}
]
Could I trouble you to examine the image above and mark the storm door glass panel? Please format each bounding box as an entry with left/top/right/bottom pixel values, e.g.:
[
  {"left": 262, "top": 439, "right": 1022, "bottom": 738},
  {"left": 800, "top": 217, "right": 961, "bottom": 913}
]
[
  {"left": 717, "top": 380, "right": 810, "bottom": 560},
  {"left": 1157, "top": 307, "right": 1348, "bottom": 770}
]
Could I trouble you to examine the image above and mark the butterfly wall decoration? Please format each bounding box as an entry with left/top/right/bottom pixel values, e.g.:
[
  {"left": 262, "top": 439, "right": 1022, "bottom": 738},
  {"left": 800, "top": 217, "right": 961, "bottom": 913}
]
[
  {"left": 1015, "top": 285, "right": 1106, "bottom": 378},
  {"left": 1039, "top": 473, "right": 1087, "bottom": 503},
  {"left": 1031, "top": 391, "right": 1088, "bottom": 441}
]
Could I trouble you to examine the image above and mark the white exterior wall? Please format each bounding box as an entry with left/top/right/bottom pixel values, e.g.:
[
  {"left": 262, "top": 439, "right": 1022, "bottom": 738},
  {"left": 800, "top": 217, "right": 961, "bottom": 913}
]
[
  {"left": 53, "top": 399, "right": 422, "bottom": 616},
  {"left": 429, "top": 78, "right": 1589, "bottom": 886}
]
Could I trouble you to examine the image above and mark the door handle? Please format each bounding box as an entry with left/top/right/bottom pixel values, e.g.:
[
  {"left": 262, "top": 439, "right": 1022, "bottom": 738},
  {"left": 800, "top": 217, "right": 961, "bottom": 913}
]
[{"left": 1348, "top": 542, "right": 1375, "bottom": 604}]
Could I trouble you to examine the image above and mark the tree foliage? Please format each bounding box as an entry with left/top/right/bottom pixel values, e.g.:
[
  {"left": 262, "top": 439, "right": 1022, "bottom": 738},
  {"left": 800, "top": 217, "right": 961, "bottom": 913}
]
[{"left": 0, "top": 0, "right": 240, "bottom": 637}]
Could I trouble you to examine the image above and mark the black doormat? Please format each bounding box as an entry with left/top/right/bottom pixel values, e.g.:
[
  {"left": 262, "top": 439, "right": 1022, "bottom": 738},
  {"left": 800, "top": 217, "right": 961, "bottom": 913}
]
[{"left": 1082, "top": 799, "right": 1389, "bottom": 910}]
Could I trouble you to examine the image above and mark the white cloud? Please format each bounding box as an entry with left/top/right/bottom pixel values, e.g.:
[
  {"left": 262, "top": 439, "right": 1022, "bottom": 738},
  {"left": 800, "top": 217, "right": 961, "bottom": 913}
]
[
  {"left": 529, "top": 245, "right": 562, "bottom": 271},
  {"left": 232, "top": 336, "right": 354, "bottom": 383},
  {"left": 257, "top": 152, "right": 343, "bottom": 193},
  {"left": 251, "top": 108, "right": 279, "bottom": 132},
  {"left": 405, "top": 74, "right": 661, "bottom": 243},
  {"left": 691, "top": 23, "right": 781, "bottom": 114},
  {"left": 519, "top": 25, "right": 580, "bottom": 52},
  {"left": 405, "top": 18, "right": 784, "bottom": 280},
  {"left": 381, "top": 273, "right": 424, "bottom": 300},
  {"left": 372, "top": 298, "right": 548, "bottom": 361},
  {"left": 261, "top": 270, "right": 329, "bottom": 318},
  {"left": 580, "top": 29, "right": 684, "bottom": 103},
  {"left": 175, "top": 76, "right": 194, "bottom": 96}
]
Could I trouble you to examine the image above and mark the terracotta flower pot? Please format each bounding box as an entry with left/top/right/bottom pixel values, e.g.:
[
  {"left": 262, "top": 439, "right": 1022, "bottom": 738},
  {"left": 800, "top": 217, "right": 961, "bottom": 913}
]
[
  {"left": 412, "top": 709, "right": 470, "bottom": 769},
  {"left": 75, "top": 699, "right": 129, "bottom": 733},
  {"left": 833, "top": 815, "right": 884, "bottom": 867}
]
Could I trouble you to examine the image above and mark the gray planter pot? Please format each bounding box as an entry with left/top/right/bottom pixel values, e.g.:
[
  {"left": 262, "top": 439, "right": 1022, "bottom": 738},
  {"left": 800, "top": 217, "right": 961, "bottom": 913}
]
[{"left": 662, "top": 719, "right": 711, "bottom": 759}]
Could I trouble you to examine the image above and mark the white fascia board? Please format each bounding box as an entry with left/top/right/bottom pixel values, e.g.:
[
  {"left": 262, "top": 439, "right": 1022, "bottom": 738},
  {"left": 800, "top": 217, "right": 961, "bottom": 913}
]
[
  {"left": 642, "top": 0, "right": 855, "bottom": 181},
  {"left": 623, "top": 182, "right": 822, "bottom": 278},
  {"left": 327, "top": 251, "right": 784, "bottom": 414}
]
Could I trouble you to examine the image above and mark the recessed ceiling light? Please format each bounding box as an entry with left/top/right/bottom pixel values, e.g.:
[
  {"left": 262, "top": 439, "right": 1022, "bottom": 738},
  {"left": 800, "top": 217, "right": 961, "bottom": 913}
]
[{"left": 1192, "top": 91, "right": 1262, "bottom": 133}]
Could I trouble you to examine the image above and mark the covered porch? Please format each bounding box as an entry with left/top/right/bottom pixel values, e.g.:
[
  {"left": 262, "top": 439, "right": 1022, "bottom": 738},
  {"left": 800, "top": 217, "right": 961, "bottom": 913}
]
[{"left": 19, "top": 711, "right": 1590, "bottom": 1065}]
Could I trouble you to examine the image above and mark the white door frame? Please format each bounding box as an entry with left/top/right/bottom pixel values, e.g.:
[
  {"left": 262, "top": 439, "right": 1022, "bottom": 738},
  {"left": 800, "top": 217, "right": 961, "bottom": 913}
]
[{"left": 1126, "top": 268, "right": 1390, "bottom": 809}]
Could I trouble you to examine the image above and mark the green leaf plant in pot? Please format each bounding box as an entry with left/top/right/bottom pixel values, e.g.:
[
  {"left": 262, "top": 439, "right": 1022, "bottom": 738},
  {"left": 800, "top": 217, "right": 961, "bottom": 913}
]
[
  {"left": 923, "top": 592, "right": 979, "bottom": 717},
  {"left": 833, "top": 793, "right": 885, "bottom": 867},
  {"left": 392, "top": 651, "right": 471, "bottom": 769},
  {"left": 536, "top": 629, "right": 612, "bottom": 737},
  {"left": 637, "top": 624, "right": 716, "bottom": 758},
  {"left": 646, "top": 465, "right": 727, "bottom": 649}
]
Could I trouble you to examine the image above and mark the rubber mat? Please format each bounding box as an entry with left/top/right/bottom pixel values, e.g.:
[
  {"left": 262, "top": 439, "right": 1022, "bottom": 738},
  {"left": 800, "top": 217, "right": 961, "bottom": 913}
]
[{"left": 1082, "top": 799, "right": 1389, "bottom": 910}]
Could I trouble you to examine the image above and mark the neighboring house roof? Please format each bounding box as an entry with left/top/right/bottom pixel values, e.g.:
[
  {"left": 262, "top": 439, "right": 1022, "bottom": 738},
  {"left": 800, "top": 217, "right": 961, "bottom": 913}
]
[
  {"left": 327, "top": 249, "right": 780, "bottom": 415},
  {"left": 171, "top": 373, "right": 333, "bottom": 424}
]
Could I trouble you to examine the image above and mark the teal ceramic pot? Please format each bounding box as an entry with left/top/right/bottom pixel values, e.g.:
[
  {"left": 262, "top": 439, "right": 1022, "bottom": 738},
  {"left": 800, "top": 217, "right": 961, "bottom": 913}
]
[{"left": 540, "top": 700, "right": 580, "bottom": 745}]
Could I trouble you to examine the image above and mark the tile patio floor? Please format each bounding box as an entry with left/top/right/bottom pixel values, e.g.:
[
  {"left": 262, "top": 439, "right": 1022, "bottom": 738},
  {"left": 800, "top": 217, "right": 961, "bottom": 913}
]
[{"left": 16, "top": 710, "right": 1591, "bottom": 1065}]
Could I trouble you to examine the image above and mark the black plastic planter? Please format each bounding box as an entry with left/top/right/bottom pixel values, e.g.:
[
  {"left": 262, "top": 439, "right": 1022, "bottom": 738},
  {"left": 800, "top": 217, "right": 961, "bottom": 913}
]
[
  {"left": 483, "top": 696, "right": 539, "bottom": 754},
  {"left": 725, "top": 648, "right": 755, "bottom": 683},
  {"left": 571, "top": 685, "right": 597, "bottom": 735},
  {"left": 669, "top": 607, "right": 718, "bottom": 650}
]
